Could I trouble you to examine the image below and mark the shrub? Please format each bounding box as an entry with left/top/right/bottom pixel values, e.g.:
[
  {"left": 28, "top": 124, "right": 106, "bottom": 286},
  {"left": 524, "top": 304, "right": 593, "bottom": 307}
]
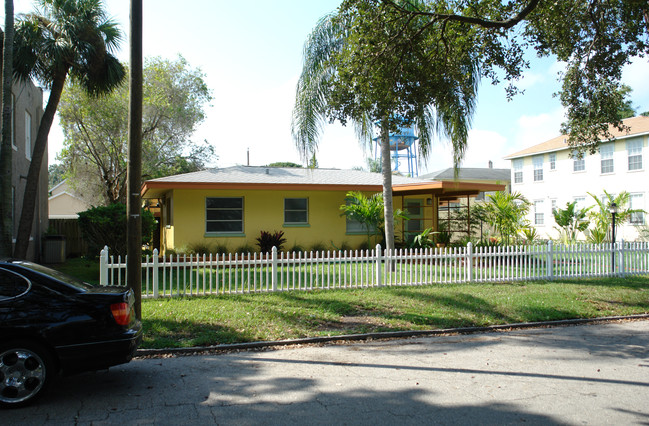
[
  {"left": 78, "top": 203, "right": 156, "bottom": 258},
  {"left": 187, "top": 242, "right": 213, "bottom": 255},
  {"left": 288, "top": 242, "right": 305, "bottom": 253},
  {"left": 256, "top": 230, "right": 287, "bottom": 253},
  {"left": 233, "top": 244, "right": 256, "bottom": 255},
  {"left": 309, "top": 241, "right": 328, "bottom": 252}
]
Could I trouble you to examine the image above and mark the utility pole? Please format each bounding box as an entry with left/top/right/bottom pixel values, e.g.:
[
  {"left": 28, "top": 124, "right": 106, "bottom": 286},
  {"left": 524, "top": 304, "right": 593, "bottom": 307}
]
[
  {"left": 0, "top": 1, "right": 14, "bottom": 257},
  {"left": 127, "top": 0, "right": 143, "bottom": 319}
]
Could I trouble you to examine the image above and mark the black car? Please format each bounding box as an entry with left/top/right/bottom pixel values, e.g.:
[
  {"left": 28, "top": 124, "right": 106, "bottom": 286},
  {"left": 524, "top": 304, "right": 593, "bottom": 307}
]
[{"left": 0, "top": 260, "right": 142, "bottom": 407}]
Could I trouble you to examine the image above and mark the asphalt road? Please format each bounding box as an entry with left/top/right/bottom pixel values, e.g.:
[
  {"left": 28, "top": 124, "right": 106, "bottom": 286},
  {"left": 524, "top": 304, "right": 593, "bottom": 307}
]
[{"left": 5, "top": 320, "right": 649, "bottom": 425}]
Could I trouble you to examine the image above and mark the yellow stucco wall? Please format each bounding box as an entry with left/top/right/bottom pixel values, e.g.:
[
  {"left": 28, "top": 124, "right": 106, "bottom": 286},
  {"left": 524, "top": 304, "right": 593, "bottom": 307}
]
[{"left": 164, "top": 188, "right": 401, "bottom": 253}]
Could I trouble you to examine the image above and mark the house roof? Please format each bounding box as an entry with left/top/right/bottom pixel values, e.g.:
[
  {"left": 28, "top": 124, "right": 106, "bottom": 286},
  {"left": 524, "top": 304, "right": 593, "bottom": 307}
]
[
  {"left": 142, "top": 165, "right": 506, "bottom": 199},
  {"left": 504, "top": 115, "right": 649, "bottom": 160},
  {"left": 419, "top": 167, "right": 510, "bottom": 182},
  {"left": 142, "top": 166, "right": 422, "bottom": 198}
]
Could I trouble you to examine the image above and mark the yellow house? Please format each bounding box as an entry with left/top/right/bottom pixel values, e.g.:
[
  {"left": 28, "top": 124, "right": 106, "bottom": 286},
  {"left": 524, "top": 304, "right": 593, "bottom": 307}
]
[{"left": 141, "top": 166, "right": 505, "bottom": 254}]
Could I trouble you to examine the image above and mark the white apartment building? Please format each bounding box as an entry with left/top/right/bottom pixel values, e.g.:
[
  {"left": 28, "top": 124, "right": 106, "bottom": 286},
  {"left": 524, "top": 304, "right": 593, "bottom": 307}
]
[{"left": 504, "top": 115, "right": 649, "bottom": 241}]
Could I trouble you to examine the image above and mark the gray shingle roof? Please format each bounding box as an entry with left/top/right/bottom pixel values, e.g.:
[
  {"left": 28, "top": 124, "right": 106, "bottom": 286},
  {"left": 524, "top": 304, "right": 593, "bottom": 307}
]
[
  {"left": 420, "top": 167, "right": 510, "bottom": 182},
  {"left": 146, "top": 165, "right": 424, "bottom": 186}
]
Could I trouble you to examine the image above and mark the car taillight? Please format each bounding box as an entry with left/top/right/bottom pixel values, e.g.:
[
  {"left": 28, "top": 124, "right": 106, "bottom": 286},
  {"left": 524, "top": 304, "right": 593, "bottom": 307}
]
[{"left": 110, "top": 302, "right": 132, "bottom": 326}]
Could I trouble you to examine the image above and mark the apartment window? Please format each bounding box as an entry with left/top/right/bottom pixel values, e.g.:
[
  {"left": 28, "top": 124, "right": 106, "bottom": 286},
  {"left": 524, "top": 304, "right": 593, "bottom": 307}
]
[
  {"left": 627, "top": 139, "right": 643, "bottom": 171},
  {"left": 551, "top": 199, "right": 557, "bottom": 214},
  {"left": 573, "top": 196, "right": 586, "bottom": 211},
  {"left": 534, "top": 200, "right": 544, "bottom": 225},
  {"left": 573, "top": 156, "right": 585, "bottom": 172},
  {"left": 284, "top": 198, "right": 308, "bottom": 224},
  {"left": 25, "top": 111, "right": 32, "bottom": 160},
  {"left": 206, "top": 197, "right": 243, "bottom": 233},
  {"left": 548, "top": 153, "right": 556, "bottom": 170},
  {"left": 533, "top": 155, "right": 543, "bottom": 181},
  {"left": 600, "top": 143, "right": 614, "bottom": 174},
  {"left": 629, "top": 193, "right": 644, "bottom": 225},
  {"left": 513, "top": 159, "right": 523, "bottom": 183}
]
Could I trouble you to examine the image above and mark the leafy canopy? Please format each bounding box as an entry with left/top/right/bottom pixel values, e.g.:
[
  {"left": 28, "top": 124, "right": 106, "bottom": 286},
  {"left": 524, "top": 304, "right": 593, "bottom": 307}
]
[
  {"left": 336, "top": 0, "right": 649, "bottom": 155},
  {"left": 57, "top": 56, "right": 214, "bottom": 205}
]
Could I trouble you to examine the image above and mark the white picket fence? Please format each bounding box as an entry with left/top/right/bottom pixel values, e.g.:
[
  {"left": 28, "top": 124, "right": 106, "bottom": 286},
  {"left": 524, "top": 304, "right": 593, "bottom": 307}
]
[{"left": 99, "top": 241, "right": 649, "bottom": 298}]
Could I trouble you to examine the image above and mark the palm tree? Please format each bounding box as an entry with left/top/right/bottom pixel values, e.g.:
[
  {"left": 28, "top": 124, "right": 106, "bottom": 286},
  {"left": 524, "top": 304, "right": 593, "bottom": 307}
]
[
  {"left": 585, "top": 190, "right": 644, "bottom": 243},
  {"left": 12, "top": 0, "right": 125, "bottom": 259},
  {"left": 483, "top": 191, "right": 531, "bottom": 246},
  {"left": 291, "top": 10, "right": 479, "bottom": 250}
]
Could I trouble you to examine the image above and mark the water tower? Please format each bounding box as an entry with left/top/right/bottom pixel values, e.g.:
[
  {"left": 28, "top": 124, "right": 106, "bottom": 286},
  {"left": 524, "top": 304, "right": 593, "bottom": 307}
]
[{"left": 374, "top": 126, "right": 419, "bottom": 177}]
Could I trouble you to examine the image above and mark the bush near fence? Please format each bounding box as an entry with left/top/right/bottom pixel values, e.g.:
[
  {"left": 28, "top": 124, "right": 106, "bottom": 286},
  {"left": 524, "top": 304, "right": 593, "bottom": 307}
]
[{"left": 99, "top": 241, "right": 649, "bottom": 298}]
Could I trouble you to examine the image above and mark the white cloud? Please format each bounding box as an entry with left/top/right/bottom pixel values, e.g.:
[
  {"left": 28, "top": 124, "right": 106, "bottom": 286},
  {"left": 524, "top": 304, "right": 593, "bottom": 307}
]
[{"left": 514, "top": 107, "right": 565, "bottom": 148}]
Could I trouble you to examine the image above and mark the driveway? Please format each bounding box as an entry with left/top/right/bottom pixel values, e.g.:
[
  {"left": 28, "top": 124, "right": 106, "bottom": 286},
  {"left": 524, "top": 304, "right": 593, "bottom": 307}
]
[{"left": 5, "top": 320, "right": 649, "bottom": 425}]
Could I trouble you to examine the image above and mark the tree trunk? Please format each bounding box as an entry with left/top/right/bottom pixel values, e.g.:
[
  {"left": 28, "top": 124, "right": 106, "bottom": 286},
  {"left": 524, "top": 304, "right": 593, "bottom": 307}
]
[
  {"left": 13, "top": 70, "right": 68, "bottom": 259},
  {"left": 0, "top": 2, "right": 14, "bottom": 258},
  {"left": 380, "top": 119, "right": 395, "bottom": 251},
  {"left": 127, "top": 0, "right": 143, "bottom": 319}
]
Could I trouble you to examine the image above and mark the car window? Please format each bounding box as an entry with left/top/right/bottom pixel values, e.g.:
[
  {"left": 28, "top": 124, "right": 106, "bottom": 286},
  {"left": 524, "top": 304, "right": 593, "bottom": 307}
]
[
  {"left": 0, "top": 268, "right": 31, "bottom": 300},
  {"left": 10, "top": 261, "right": 95, "bottom": 291}
]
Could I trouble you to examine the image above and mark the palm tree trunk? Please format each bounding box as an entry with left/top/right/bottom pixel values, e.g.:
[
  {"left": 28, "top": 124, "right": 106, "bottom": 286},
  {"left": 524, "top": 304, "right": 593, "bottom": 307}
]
[
  {"left": 0, "top": 2, "right": 14, "bottom": 258},
  {"left": 380, "top": 119, "right": 395, "bottom": 251},
  {"left": 13, "top": 70, "right": 68, "bottom": 259}
]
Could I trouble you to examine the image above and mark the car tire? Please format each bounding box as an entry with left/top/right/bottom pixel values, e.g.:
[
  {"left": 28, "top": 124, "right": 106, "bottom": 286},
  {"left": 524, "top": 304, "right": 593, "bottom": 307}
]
[{"left": 0, "top": 341, "right": 55, "bottom": 407}]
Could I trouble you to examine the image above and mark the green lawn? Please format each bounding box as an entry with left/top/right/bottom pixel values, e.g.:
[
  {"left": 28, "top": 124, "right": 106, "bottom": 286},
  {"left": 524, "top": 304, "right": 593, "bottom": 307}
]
[{"left": 50, "top": 258, "right": 649, "bottom": 350}]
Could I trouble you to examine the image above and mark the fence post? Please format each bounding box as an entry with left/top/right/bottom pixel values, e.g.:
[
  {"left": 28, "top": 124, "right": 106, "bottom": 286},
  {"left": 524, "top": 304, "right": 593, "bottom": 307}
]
[
  {"left": 546, "top": 240, "right": 553, "bottom": 280},
  {"left": 152, "top": 249, "right": 159, "bottom": 298},
  {"left": 466, "top": 242, "right": 473, "bottom": 283},
  {"left": 100, "top": 246, "right": 109, "bottom": 286},
  {"left": 271, "top": 246, "right": 278, "bottom": 292},
  {"left": 618, "top": 240, "right": 625, "bottom": 276},
  {"left": 375, "top": 244, "right": 383, "bottom": 287}
]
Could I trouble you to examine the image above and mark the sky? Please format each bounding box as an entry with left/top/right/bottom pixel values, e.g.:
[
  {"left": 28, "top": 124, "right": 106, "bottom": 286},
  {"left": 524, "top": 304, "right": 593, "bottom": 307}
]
[{"left": 5, "top": 0, "right": 649, "bottom": 174}]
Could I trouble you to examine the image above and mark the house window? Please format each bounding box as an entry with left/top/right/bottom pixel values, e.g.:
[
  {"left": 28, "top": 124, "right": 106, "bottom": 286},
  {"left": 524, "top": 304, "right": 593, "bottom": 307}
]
[
  {"left": 25, "top": 111, "right": 32, "bottom": 160},
  {"left": 206, "top": 197, "right": 243, "bottom": 233},
  {"left": 345, "top": 198, "right": 377, "bottom": 234},
  {"left": 533, "top": 155, "right": 543, "bottom": 181},
  {"left": 551, "top": 199, "right": 557, "bottom": 214},
  {"left": 534, "top": 200, "right": 544, "bottom": 225},
  {"left": 549, "top": 153, "right": 556, "bottom": 170},
  {"left": 573, "top": 196, "right": 586, "bottom": 211},
  {"left": 629, "top": 193, "right": 644, "bottom": 225},
  {"left": 600, "top": 143, "right": 614, "bottom": 174},
  {"left": 627, "top": 139, "right": 643, "bottom": 171},
  {"left": 284, "top": 198, "right": 308, "bottom": 224},
  {"left": 513, "top": 159, "right": 523, "bottom": 183}
]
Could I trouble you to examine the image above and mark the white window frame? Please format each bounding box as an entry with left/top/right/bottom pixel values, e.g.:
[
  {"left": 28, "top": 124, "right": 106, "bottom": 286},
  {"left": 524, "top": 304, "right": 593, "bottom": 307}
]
[
  {"left": 573, "top": 157, "right": 585, "bottom": 172},
  {"left": 600, "top": 143, "right": 614, "bottom": 174},
  {"left": 513, "top": 159, "right": 523, "bottom": 184},
  {"left": 534, "top": 200, "right": 544, "bottom": 226},
  {"left": 533, "top": 155, "right": 543, "bottom": 182},
  {"left": 548, "top": 153, "right": 556, "bottom": 171},
  {"left": 627, "top": 139, "right": 643, "bottom": 171},
  {"left": 573, "top": 197, "right": 587, "bottom": 214},
  {"left": 629, "top": 193, "right": 644, "bottom": 225}
]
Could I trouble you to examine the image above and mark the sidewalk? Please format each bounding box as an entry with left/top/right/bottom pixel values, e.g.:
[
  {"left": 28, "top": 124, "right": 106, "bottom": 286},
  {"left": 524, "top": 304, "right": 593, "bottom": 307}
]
[{"left": 5, "top": 320, "right": 649, "bottom": 425}]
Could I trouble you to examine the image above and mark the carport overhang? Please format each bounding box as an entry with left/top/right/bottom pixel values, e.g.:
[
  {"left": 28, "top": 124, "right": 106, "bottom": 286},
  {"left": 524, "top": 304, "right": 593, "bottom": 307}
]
[{"left": 392, "top": 181, "right": 506, "bottom": 198}]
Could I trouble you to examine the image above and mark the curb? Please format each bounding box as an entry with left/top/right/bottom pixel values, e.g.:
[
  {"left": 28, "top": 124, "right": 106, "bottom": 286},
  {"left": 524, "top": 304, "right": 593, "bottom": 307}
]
[{"left": 136, "top": 313, "right": 649, "bottom": 357}]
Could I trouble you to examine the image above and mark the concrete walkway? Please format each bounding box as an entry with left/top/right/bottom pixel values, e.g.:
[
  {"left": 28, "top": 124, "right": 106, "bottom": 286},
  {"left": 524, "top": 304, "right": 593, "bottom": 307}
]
[{"left": 5, "top": 320, "right": 649, "bottom": 425}]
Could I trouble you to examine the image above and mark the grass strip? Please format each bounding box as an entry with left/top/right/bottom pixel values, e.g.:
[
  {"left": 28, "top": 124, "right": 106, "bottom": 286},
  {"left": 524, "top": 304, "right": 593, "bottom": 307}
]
[{"left": 51, "top": 258, "right": 649, "bottom": 349}]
